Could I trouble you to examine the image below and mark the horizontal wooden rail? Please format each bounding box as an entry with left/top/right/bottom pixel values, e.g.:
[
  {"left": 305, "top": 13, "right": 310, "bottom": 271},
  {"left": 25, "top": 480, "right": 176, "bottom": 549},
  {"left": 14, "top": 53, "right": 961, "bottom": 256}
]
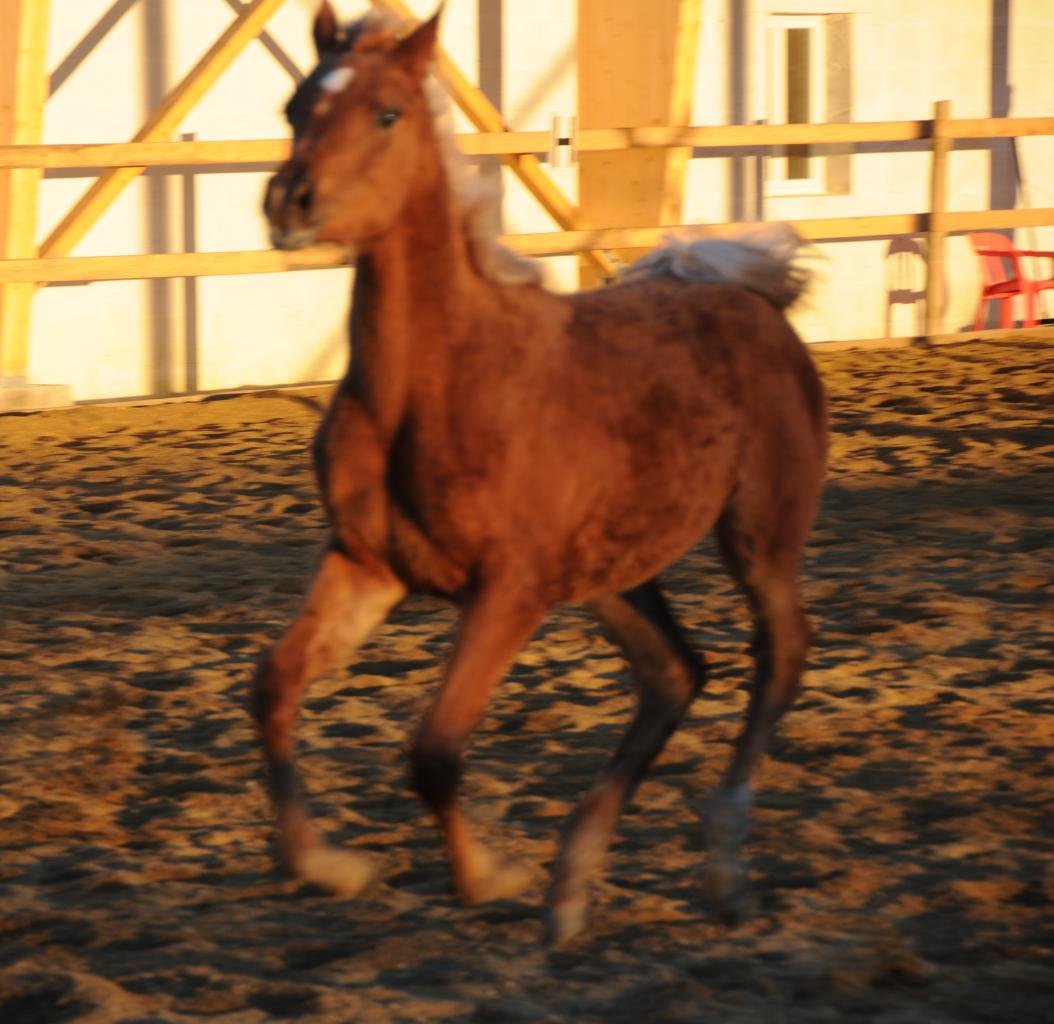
[
  {"left": 5, "top": 207, "right": 1054, "bottom": 284},
  {"left": 946, "top": 116, "right": 1054, "bottom": 140},
  {"left": 0, "top": 247, "right": 351, "bottom": 282},
  {"left": 0, "top": 133, "right": 553, "bottom": 169},
  {"left": 2, "top": 115, "right": 1053, "bottom": 170},
  {"left": 0, "top": 139, "right": 290, "bottom": 168},
  {"left": 577, "top": 116, "right": 1052, "bottom": 147},
  {"left": 940, "top": 208, "right": 1054, "bottom": 230}
]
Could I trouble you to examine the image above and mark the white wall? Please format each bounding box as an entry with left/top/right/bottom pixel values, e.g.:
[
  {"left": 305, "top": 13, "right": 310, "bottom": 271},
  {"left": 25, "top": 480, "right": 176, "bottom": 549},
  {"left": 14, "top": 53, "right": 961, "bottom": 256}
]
[
  {"left": 31, "top": 0, "right": 357, "bottom": 400},
  {"left": 22, "top": 0, "right": 1054, "bottom": 401}
]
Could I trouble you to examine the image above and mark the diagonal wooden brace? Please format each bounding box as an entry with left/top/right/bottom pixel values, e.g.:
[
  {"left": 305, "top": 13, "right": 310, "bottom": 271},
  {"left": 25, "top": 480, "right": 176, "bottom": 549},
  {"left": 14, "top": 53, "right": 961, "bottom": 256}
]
[{"left": 39, "top": 0, "right": 293, "bottom": 261}]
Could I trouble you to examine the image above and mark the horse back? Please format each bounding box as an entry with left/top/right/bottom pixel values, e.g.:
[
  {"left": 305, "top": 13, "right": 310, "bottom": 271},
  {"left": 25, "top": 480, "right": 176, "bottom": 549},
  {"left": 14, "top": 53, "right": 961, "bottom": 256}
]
[{"left": 413, "top": 276, "right": 824, "bottom": 599}]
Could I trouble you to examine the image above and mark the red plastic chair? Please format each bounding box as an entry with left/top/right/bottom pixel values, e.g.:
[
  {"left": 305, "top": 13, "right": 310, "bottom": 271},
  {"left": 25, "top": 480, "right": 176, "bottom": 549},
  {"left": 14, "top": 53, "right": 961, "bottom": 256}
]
[{"left": 968, "top": 231, "right": 1054, "bottom": 329}]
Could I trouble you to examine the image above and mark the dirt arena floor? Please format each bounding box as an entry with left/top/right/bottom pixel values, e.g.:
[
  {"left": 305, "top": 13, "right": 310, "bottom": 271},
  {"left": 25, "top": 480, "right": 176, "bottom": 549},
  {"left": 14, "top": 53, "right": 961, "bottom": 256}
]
[{"left": 1, "top": 337, "right": 1051, "bottom": 1023}]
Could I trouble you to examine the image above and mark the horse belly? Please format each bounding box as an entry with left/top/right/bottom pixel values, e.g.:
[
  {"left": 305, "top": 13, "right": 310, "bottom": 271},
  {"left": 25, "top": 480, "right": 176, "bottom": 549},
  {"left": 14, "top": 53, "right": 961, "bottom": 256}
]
[{"left": 540, "top": 439, "right": 739, "bottom": 603}]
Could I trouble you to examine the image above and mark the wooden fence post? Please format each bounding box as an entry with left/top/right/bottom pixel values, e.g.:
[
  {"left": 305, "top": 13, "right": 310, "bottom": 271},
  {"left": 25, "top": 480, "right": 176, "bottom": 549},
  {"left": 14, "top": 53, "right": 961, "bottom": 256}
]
[
  {"left": 925, "top": 99, "right": 951, "bottom": 339},
  {"left": 660, "top": 0, "right": 703, "bottom": 226},
  {"left": 0, "top": 0, "right": 50, "bottom": 390},
  {"left": 577, "top": 0, "right": 702, "bottom": 288}
]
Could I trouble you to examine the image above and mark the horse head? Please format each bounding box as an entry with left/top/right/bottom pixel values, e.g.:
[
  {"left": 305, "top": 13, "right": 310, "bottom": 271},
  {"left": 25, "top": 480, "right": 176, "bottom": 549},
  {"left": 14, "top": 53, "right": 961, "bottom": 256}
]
[{"left": 265, "top": 3, "right": 442, "bottom": 251}]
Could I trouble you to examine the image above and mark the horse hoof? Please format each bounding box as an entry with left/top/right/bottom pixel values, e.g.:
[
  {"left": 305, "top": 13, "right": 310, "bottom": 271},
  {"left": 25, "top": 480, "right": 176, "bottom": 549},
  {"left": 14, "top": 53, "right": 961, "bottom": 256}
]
[
  {"left": 459, "top": 855, "right": 533, "bottom": 905},
  {"left": 543, "top": 896, "right": 589, "bottom": 946},
  {"left": 704, "top": 859, "right": 752, "bottom": 926},
  {"left": 291, "top": 844, "right": 377, "bottom": 898}
]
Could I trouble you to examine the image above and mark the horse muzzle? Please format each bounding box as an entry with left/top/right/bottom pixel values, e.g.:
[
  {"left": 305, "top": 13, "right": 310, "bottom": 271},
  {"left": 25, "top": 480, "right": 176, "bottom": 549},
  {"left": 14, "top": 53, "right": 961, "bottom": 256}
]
[
  {"left": 265, "top": 167, "right": 321, "bottom": 250},
  {"left": 270, "top": 224, "right": 321, "bottom": 251}
]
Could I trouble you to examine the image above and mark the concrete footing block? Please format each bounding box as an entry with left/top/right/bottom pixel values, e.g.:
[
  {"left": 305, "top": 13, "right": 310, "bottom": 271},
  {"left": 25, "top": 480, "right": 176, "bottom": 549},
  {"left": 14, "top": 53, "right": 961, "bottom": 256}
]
[{"left": 0, "top": 382, "right": 72, "bottom": 413}]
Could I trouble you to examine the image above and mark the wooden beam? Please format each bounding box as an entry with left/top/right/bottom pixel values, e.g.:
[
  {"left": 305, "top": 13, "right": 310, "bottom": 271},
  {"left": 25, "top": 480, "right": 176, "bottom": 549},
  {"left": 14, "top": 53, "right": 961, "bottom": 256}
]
[
  {"left": 577, "top": 0, "right": 696, "bottom": 286},
  {"left": 9, "top": 205, "right": 1054, "bottom": 284},
  {"left": 4, "top": 114, "right": 1054, "bottom": 171},
  {"left": 578, "top": 122, "right": 932, "bottom": 148},
  {"left": 39, "top": 0, "right": 292, "bottom": 260},
  {"left": 925, "top": 100, "right": 951, "bottom": 339},
  {"left": 372, "top": 0, "right": 617, "bottom": 279},
  {"left": 7, "top": 205, "right": 1054, "bottom": 284},
  {"left": 0, "top": 139, "right": 292, "bottom": 169},
  {"left": 511, "top": 217, "right": 929, "bottom": 255},
  {"left": 660, "top": 0, "right": 703, "bottom": 225},
  {"left": 0, "top": 246, "right": 353, "bottom": 283},
  {"left": 946, "top": 116, "right": 1054, "bottom": 140},
  {"left": 940, "top": 207, "right": 1054, "bottom": 230},
  {"left": 0, "top": 0, "right": 50, "bottom": 380}
]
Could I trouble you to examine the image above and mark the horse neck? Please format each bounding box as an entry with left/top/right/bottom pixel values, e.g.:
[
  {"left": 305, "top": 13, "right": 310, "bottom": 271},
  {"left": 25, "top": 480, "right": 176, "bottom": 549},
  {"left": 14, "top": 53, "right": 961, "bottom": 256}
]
[{"left": 347, "top": 127, "right": 475, "bottom": 441}]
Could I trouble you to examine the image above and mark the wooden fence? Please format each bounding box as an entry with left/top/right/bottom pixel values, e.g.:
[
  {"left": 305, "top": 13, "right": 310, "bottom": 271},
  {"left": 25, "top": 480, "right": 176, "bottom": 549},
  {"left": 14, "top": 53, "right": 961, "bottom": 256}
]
[{"left": 2, "top": 109, "right": 1054, "bottom": 292}]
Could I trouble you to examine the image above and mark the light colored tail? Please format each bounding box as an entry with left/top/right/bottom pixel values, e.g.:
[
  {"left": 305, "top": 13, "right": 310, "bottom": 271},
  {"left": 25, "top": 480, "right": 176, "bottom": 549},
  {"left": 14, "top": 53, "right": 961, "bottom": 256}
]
[{"left": 621, "top": 223, "right": 812, "bottom": 309}]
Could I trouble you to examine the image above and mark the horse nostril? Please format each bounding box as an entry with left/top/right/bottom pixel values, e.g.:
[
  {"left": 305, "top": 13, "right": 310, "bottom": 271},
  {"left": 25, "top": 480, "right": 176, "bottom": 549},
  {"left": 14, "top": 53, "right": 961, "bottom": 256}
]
[{"left": 289, "top": 178, "right": 314, "bottom": 215}]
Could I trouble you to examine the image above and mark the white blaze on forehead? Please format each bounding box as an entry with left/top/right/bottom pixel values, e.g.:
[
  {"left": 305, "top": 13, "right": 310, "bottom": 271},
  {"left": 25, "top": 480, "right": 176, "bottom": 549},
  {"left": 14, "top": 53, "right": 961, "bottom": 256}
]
[{"left": 320, "top": 66, "right": 355, "bottom": 94}]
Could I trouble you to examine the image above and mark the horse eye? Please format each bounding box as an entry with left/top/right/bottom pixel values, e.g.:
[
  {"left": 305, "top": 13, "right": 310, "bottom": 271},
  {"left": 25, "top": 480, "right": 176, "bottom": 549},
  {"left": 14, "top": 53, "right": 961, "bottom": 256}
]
[{"left": 377, "top": 109, "right": 401, "bottom": 128}]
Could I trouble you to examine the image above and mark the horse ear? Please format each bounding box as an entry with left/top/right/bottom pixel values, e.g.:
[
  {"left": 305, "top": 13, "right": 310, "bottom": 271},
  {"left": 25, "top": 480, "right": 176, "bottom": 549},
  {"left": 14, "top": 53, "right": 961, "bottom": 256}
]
[
  {"left": 313, "top": 1, "right": 340, "bottom": 57},
  {"left": 394, "top": 6, "right": 443, "bottom": 80}
]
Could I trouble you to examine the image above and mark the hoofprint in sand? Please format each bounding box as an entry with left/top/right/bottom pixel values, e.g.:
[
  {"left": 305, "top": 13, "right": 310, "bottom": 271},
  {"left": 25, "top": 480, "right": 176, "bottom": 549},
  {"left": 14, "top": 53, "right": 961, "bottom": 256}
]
[{"left": 1, "top": 338, "right": 1051, "bottom": 1022}]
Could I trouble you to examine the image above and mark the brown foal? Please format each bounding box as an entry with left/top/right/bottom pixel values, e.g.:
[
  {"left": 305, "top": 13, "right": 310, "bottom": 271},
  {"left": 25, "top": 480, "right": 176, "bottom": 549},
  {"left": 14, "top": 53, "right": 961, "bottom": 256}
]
[{"left": 252, "top": 3, "right": 828, "bottom": 944}]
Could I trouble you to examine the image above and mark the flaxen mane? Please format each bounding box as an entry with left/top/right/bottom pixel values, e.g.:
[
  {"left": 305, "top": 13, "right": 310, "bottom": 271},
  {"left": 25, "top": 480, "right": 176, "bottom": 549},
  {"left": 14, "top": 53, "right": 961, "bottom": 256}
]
[
  {"left": 321, "top": 11, "right": 542, "bottom": 286},
  {"left": 423, "top": 77, "right": 543, "bottom": 286}
]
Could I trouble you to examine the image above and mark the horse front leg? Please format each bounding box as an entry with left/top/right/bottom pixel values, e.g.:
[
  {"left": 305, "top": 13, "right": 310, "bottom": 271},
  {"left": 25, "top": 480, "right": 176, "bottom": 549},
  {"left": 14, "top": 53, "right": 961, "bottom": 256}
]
[
  {"left": 251, "top": 543, "right": 405, "bottom": 895},
  {"left": 545, "top": 581, "right": 704, "bottom": 945},
  {"left": 410, "top": 586, "right": 545, "bottom": 905}
]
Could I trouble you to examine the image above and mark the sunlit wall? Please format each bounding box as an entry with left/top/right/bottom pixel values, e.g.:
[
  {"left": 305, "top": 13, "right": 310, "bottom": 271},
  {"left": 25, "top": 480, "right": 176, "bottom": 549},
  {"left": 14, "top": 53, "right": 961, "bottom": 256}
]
[{"left": 25, "top": 0, "right": 1054, "bottom": 401}]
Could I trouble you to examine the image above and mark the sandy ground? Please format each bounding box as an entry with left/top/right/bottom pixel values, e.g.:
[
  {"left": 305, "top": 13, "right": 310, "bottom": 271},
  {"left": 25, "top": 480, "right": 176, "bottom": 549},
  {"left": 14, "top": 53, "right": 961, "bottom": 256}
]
[{"left": 1, "top": 338, "right": 1051, "bottom": 1023}]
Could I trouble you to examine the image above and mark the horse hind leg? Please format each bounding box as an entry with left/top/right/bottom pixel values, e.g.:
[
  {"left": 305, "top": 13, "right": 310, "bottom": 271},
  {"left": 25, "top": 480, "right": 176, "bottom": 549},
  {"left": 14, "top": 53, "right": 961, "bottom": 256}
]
[
  {"left": 251, "top": 544, "right": 405, "bottom": 895},
  {"left": 545, "top": 580, "right": 704, "bottom": 945},
  {"left": 704, "top": 483, "right": 818, "bottom": 921}
]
